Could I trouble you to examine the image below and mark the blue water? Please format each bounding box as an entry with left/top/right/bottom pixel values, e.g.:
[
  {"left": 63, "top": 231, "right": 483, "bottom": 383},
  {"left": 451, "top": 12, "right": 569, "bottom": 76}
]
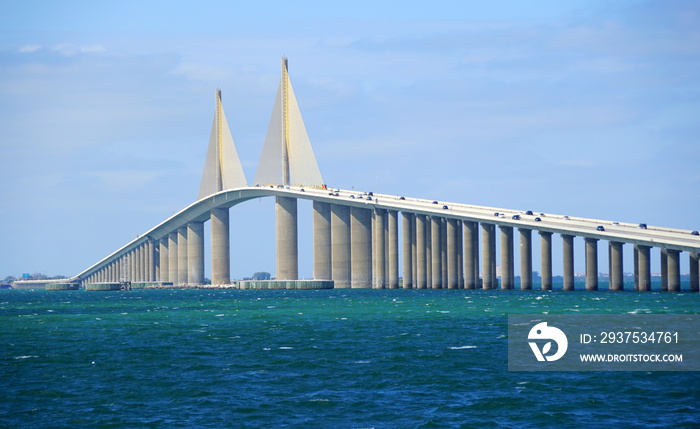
[{"left": 1, "top": 288, "right": 699, "bottom": 428}]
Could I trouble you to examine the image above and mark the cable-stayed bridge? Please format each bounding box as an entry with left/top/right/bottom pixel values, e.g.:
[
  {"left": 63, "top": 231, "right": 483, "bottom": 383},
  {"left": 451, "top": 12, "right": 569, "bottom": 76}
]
[{"left": 74, "top": 58, "right": 700, "bottom": 292}]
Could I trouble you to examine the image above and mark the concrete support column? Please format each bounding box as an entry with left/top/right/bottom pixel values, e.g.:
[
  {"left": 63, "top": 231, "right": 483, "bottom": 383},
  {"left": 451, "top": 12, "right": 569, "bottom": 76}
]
[
  {"left": 373, "top": 209, "right": 386, "bottom": 289},
  {"left": 210, "top": 207, "right": 230, "bottom": 285},
  {"left": 562, "top": 234, "right": 575, "bottom": 291},
  {"left": 187, "top": 222, "right": 205, "bottom": 285},
  {"left": 416, "top": 215, "right": 427, "bottom": 289},
  {"left": 154, "top": 243, "right": 159, "bottom": 281},
  {"left": 388, "top": 210, "right": 399, "bottom": 289},
  {"left": 609, "top": 242, "right": 624, "bottom": 291},
  {"left": 159, "top": 238, "right": 169, "bottom": 283},
  {"left": 585, "top": 238, "right": 599, "bottom": 291},
  {"left": 313, "top": 201, "right": 332, "bottom": 280},
  {"left": 276, "top": 196, "right": 298, "bottom": 280},
  {"left": 128, "top": 250, "right": 134, "bottom": 281},
  {"left": 638, "top": 245, "right": 651, "bottom": 291},
  {"left": 441, "top": 219, "right": 448, "bottom": 288},
  {"left": 539, "top": 232, "right": 552, "bottom": 291},
  {"left": 482, "top": 224, "right": 496, "bottom": 290},
  {"left": 146, "top": 240, "right": 156, "bottom": 282},
  {"left": 401, "top": 212, "right": 414, "bottom": 289},
  {"left": 331, "top": 204, "right": 351, "bottom": 288},
  {"left": 519, "top": 228, "right": 532, "bottom": 290},
  {"left": 667, "top": 249, "right": 681, "bottom": 292},
  {"left": 634, "top": 246, "right": 639, "bottom": 291},
  {"left": 138, "top": 245, "right": 144, "bottom": 281},
  {"left": 431, "top": 217, "right": 443, "bottom": 289},
  {"left": 660, "top": 248, "right": 668, "bottom": 292},
  {"left": 177, "top": 226, "right": 188, "bottom": 285},
  {"left": 690, "top": 252, "right": 700, "bottom": 292},
  {"left": 457, "top": 221, "right": 464, "bottom": 289},
  {"left": 426, "top": 218, "right": 432, "bottom": 288},
  {"left": 446, "top": 218, "right": 459, "bottom": 289},
  {"left": 464, "top": 221, "right": 479, "bottom": 289},
  {"left": 351, "top": 206, "right": 372, "bottom": 288},
  {"left": 169, "top": 231, "right": 178, "bottom": 283},
  {"left": 500, "top": 226, "right": 514, "bottom": 290},
  {"left": 690, "top": 253, "right": 699, "bottom": 292}
]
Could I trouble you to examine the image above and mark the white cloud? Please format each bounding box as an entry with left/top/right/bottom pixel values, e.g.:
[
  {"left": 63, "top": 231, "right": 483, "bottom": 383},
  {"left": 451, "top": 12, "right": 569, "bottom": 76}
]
[{"left": 19, "top": 44, "right": 41, "bottom": 53}]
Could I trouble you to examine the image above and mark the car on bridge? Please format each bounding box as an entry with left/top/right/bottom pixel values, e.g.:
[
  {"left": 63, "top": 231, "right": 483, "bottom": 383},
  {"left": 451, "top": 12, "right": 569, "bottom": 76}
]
[
  {"left": 596, "top": 226, "right": 605, "bottom": 231},
  {"left": 512, "top": 214, "right": 521, "bottom": 220}
]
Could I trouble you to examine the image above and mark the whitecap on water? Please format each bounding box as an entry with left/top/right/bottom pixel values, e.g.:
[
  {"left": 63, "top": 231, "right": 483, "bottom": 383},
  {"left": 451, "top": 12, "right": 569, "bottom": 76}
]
[
  {"left": 13, "top": 355, "right": 38, "bottom": 360},
  {"left": 448, "top": 346, "right": 477, "bottom": 350},
  {"left": 279, "top": 346, "right": 294, "bottom": 350}
]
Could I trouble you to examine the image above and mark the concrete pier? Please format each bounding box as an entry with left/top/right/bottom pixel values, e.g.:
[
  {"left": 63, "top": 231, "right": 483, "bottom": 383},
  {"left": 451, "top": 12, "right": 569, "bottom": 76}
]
[
  {"left": 431, "top": 217, "right": 443, "bottom": 289},
  {"left": 690, "top": 253, "right": 699, "bottom": 292},
  {"left": 585, "top": 237, "right": 598, "bottom": 291},
  {"left": 610, "top": 242, "right": 624, "bottom": 291},
  {"left": 351, "top": 206, "right": 372, "bottom": 288},
  {"left": 562, "top": 234, "right": 574, "bottom": 291},
  {"left": 402, "top": 212, "right": 414, "bottom": 289},
  {"left": 637, "top": 245, "right": 651, "bottom": 291},
  {"left": 446, "top": 218, "right": 459, "bottom": 289},
  {"left": 634, "top": 246, "right": 639, "bottom": 291},
  {"left": 519, "top": 229, "right": 532, "bottom": 290},
  {"left": 667, "top": 249, "right": 681, "bottom": 292},
  {"left": 388, "top": 210, "right": 399, "bottom": 289},
  {"left": 313, "top": 201, "right": 332, "bottom": 280},
  {"left": 482, "top": 223, "right": 496, "bottom": 290},
  {"left": 331, "top": 204, "right": 351, "bottom": 288},
  {"left": 416, "top": 214, "right": 427, "bottom": 289},
  {"left": 456, "top": 221, "right": 464, "bottom": 289},
  {"left": 539, "top": 231, "right": 552, "bottom": 290},
  {"left": 500, "top": 226, "right": 514, "bottom": 290},
  {"left": 441, "top": 219, "right": 447, "bottom": 288},
  {"left": 187, "top": 221, "right": 204, "bottom": 285},
  {"left": 464, "top": 221, "right": 478, "bottom": 290},
  {"left": 168, "top": 231, "right": 178, "bottom": 284},
  {"left": 159, "top": 238, "right": 169, "bottom": 283},
  {"left": 374, "top": 209, "right": 386, "bottom": 288},
  {"left": 177, "top": 226, "right": 188, "bottom": 284},
  {"left": 660, "top": 248, "right": 668, "bottom": 292},
  {"left": 210, "top": 207, "right": 230, "bottom": 285},
  {"left": 276, "top": 196, "right": 298, "bottom": 280}
]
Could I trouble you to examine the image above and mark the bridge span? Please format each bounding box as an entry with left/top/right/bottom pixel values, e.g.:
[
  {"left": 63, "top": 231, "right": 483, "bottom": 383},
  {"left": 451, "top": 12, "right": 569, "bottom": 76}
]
[
  {"left": 73, "top": 58, "right": 700, "bottom": 292},
  {"left": 76, "top": 184, "right": 700, "bottom": 292}
]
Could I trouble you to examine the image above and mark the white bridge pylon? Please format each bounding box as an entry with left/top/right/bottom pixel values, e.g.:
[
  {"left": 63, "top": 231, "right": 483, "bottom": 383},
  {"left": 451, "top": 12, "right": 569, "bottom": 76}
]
[
  {"left": 198, "top": 89, "right": 247, "bottom": 200},
  {"left": 254, "top": 57, "right": 324, "bottom": 187}
]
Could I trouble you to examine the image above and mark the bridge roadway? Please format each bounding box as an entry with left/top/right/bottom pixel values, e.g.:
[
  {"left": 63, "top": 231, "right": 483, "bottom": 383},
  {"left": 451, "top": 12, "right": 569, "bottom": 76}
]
[{"left": 77, "top": 185, "right": 700, "bottom": 292}]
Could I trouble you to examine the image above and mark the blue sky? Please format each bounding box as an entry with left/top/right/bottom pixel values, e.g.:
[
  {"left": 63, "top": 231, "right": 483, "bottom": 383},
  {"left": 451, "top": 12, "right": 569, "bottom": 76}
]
[{"left": 1, "top": 0, "right": 699, "bottom": 279}]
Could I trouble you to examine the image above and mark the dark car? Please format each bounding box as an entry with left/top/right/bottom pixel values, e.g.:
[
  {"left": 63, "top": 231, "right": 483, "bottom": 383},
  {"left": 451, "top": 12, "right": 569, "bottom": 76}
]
[
  {"left": 432, "top": 201, "right": 439, "bottom": 204},
  {"left": 442, "top": 205, "right": 448, "bottom": 210},
  {"left": 638, "top": 223, "right": 647, "bottom": 229},
  {"left": 692, "top": 231, "right": 699, "bottom": 236},
  {"left": 596, "top": 226, "right": 605, "bottom": 231},
  {"left": 512, "top": 214, "right": 521, "bottom": 220},
  {"left": 525, "top": 210, "right": 533, "bottom": 215},
  {"left": 494, "top": 212, "right": 500, "bottom": 217},
  {"left": 534, "top": 217, "right": 541, "bottom": 222},
  {"left": 399, "top": 196, "right": 405, "bottom": 200}
]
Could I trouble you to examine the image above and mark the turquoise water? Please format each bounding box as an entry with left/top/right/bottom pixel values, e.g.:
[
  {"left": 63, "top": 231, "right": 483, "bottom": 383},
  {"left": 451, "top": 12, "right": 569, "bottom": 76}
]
[{"left": 1, "top": 288, "right": 699, "bottom": 428}]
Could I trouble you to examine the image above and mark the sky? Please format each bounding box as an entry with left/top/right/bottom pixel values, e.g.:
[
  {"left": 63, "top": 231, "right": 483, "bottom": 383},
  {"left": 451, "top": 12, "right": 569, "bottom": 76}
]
[{"left": 1, "top": 0, "right": 699, "bottom": 280}]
